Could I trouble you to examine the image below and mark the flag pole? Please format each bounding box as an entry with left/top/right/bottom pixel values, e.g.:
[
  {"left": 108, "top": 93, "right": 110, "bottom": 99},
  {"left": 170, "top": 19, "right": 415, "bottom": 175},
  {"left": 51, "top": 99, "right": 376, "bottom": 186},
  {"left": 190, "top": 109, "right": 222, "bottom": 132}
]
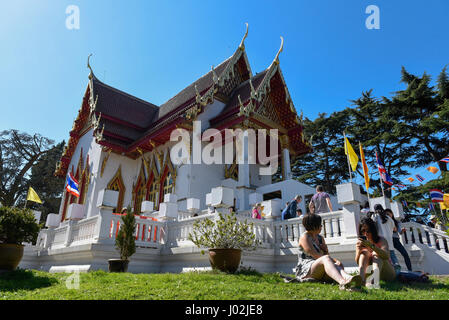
[{"left": 343, "top": 132, "right": 353, "bottom": 183}]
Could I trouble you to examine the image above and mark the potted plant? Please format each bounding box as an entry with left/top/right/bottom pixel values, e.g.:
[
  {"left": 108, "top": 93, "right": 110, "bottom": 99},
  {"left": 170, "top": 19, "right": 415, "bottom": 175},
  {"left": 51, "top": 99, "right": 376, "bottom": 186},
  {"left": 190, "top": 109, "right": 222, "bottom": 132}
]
[
  {"left": 188, "top": 211, "right": 260, "bottom": 273},
  {"left": 109, "top": 208, "right": 136, "bottom": 272},
  {"left": 0, "top": 206, "right": 41, "bottom": 271}
]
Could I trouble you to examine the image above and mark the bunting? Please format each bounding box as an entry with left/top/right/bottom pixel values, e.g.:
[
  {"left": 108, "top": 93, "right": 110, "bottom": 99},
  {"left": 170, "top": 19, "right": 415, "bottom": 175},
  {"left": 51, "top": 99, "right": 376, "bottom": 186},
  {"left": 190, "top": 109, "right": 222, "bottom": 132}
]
[
  {"left": 426, "top": 166, "right": 439, "bottom": 174},
  {"left": 415, "top": 174, "right": 425, "bottom": 182}
]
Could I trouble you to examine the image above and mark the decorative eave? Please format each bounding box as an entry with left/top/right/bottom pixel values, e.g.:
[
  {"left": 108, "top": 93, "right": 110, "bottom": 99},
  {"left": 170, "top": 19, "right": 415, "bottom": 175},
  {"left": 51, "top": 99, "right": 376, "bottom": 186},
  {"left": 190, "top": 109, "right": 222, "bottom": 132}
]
[
  {"left": 209, "top": 36, "right": 311, "bottom": 156},
  {"left": 55, "top": 83, "right": 93, "bottom": 177}
]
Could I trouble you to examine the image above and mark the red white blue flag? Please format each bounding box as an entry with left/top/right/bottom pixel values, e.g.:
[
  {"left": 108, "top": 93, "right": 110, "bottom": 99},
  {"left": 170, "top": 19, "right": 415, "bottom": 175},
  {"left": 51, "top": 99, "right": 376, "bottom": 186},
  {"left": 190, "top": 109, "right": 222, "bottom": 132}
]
[
  {"left": 66, "top": 173, "right": 80, "bottom": 197},
  {"left": 375, "top": 151, "right": 393, "bottom": 186},
  {"left": 401, "top": 200, "right": 408, "bottom": 207},
  {"left": 415, "top": 174, "right": 425, "bottom": 182},
  {"left": 429, "top": 203, "right": 435, "bottom": 210},
  {"left": 440, "top": 157, "right": 449, "bottom": 163},
  {"left": 430, "top": 189, "right": 444, "bottom": 202}
]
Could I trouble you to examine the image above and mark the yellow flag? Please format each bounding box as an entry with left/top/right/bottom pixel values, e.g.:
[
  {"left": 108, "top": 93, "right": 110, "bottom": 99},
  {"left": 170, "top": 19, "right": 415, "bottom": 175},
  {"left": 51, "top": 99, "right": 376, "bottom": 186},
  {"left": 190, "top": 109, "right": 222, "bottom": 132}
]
[
  {"left": 439, "top": 194, "right": 449, "bottom": 210},
  {"left": 359, "top": 142, "right": 370, "bottom": 192},
  {"left": 344, "top": 137, "right": 359, "bottom": 172},
  {"left": 26, "top": 187, "right": 42, "bottom": 204}
]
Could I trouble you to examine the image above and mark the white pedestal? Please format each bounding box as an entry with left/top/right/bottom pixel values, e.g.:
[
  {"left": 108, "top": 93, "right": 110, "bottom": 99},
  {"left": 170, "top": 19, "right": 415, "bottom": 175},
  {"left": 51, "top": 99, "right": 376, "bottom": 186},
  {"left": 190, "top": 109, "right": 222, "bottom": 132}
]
[
  {"left": 187, "top": 198, "right": 200, "bottom": 214},
  {"left": 336, "top": 182, "right": 362, "bottom": 244},
  {"left": 211, "top": 187, "right": 234, "bottom": 208},
  {"left": 67, "top": 204, "right": 85, "bottom": 220},
  {"left": 141, "top": 201, "right": 154, "bottom": 214},
  {"left": 261, "top": 199, "right": 282, "bottom": 220},
  {"left": 159, "top": 202, "right": 178, "bottom": 219},
  {"left": 164, "top": 193, "right": 178, "bottom": 204},
  {"left": 97, "top": 189, "right": 119, "bottom": 208},
  {"left": 45, "top": 213, "right": 60, "bottom": 228}
]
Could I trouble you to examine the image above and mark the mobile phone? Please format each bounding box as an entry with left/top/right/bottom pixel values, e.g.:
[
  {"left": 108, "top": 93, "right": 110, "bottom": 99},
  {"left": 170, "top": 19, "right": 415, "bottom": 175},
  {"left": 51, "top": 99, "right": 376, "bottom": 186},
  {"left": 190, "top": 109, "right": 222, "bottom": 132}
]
[{"left": 359, "top": 235, "right": 367, "bottom": 241}]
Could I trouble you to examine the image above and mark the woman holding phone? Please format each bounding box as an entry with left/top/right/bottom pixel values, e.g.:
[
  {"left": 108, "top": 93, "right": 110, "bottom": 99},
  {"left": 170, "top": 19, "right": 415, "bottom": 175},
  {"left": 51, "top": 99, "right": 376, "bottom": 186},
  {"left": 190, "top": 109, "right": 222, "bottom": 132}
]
[{"left": 356, "top": 217, "right": 396, "bottom": 285}]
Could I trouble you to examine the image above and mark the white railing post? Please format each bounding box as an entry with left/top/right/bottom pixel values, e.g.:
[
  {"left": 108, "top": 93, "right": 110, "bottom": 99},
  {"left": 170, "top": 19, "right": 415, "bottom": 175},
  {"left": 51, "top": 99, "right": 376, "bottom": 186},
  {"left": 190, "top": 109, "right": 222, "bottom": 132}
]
[
  {"left": 94, "top": 209, "right": 114, "bottom": 243},
  {"left": 64, "top": 220, "right": 74, "bottom": 247},
  {"left": 421, "top": 226, "right": 429, "bottom": 246},
  {"left": 411, "top": 225, "right": 419, "bottom": 244},
  {"left": 429, "top": 230, "right": 437, "bottom": 248},
  {"left": 336, "top": 182, "right": 362, "bottom": 244},
  {"left": 331, "top": 217, "right": 339, "bottom": 237}
]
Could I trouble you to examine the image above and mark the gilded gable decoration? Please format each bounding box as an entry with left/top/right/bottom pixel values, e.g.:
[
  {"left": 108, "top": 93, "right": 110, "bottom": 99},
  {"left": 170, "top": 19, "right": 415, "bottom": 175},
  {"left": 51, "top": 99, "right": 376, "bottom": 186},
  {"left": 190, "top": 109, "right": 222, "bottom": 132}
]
[{"left": 107, "top": 165, "right": 125, "bottom": 212}]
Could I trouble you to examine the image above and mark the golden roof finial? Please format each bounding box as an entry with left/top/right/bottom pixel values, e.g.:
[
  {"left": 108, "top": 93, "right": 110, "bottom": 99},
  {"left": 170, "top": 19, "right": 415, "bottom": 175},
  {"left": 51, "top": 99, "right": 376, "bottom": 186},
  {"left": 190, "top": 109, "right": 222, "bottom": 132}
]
[
  {"left": 249, "top": 79, "right": 257, "bottom": 99},
  {"left": 273, "top": 36, "right": 284, "bottom": 66},
  {"left": 87, "top": 53, "right": 95, "bottom": 80},
  {"left": 239, "top": 23, "right": 249, "bottom": 51}
]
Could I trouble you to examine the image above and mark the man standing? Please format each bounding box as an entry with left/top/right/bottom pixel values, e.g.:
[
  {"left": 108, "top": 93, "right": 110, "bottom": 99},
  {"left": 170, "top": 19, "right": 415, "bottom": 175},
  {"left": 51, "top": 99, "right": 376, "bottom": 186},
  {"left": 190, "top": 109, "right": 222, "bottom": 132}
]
[
  {"left": 282, "top": 195, "right": 302, "bottom": 220},
  {"left": 309, "top": 185, "right": 333, "bottom": 214}
]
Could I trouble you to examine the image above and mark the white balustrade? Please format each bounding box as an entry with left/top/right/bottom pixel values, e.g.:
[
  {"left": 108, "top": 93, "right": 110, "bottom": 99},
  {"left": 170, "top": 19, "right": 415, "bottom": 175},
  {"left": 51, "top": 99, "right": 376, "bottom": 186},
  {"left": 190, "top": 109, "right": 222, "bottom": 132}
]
[
  {"left": 37, "top": 209, "right": 353, "bottom": 252},
  {"left": 402, "top": 222, "right": 449, "bottom": 254}
]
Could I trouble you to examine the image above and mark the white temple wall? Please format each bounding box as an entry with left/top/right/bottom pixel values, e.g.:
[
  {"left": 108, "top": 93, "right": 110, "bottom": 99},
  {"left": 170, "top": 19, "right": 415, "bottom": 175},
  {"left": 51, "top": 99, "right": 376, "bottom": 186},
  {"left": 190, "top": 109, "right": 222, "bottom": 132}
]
[{"left": 250, "top": 164, "right": 272, "bottom": 188}]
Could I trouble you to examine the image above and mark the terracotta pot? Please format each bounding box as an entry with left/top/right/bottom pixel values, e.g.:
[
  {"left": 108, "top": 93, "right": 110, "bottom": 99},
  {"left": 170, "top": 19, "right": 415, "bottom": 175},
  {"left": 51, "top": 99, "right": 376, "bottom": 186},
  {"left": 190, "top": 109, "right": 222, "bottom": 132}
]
[
  {"left": 108, "top": 259, "right": 129, "bottom": 272},
  {"left": 208, "top": 248, "right": 242, "bottom": 273},
  {"left": 0, "top": 244, "right": 24, "bottom": 271}
]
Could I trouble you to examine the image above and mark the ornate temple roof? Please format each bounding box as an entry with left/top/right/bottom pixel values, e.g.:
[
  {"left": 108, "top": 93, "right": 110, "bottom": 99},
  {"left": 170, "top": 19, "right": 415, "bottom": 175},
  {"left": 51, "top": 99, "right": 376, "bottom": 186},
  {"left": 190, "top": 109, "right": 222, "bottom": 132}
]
[{"left": 55, "top": 26, "right": 311, "bottom": 177}]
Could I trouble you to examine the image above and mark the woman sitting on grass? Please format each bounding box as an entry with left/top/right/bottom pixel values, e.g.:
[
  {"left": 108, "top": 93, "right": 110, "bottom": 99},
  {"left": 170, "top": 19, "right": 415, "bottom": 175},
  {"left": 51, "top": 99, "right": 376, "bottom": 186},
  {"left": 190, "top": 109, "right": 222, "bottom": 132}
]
[
  {"left": 295, "top": 214, "right": 362, "bottom": 290},
  {"left": 356, "top": 217, "right": 396, "bottom": 285}
]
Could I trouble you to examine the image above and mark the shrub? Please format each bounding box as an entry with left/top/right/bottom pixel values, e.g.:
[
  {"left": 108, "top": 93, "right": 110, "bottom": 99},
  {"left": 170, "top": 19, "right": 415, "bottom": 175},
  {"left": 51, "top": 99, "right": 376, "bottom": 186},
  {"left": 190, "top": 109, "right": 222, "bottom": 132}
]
[
  {"left": 0, "top": 206, "right": 41, "bottom": 244},
  {"left": 115, "top": 210, "right": 136, "bottom": 260},
  {"left": 188, "top": 212, "right": 261, "bottom": 250}
]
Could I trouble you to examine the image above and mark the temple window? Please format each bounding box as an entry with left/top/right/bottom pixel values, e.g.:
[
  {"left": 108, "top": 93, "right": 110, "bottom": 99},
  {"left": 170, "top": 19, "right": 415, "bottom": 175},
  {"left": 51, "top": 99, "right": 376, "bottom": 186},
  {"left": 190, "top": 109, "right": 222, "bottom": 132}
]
[
  {"left": 133, "top": 164, "right": 146, "bottom": 214},
  {"left": 107, "top": 166, "right": 125, "bottom": 213},
  {"left": 146, "top": 175, "right": 159, "bottom": 210}
]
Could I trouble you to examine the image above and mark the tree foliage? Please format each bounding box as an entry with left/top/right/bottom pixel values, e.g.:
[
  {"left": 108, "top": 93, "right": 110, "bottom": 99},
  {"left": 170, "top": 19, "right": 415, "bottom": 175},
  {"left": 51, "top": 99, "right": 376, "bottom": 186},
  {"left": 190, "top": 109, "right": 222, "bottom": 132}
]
[
  {"left": 0, "top": 130, "right": 56, "bottom": 207},
  {"left": 115, "top": 210, "right": 136, "bottom": 260},
  {"left": 292, "top": 66, "right": 449, "bottom": 219},
  {"left": 28, "top": 141, "right": 65, "bottom": 222},
  {"left": 0, "top": 206, "right": 41, "bottom": 244}
]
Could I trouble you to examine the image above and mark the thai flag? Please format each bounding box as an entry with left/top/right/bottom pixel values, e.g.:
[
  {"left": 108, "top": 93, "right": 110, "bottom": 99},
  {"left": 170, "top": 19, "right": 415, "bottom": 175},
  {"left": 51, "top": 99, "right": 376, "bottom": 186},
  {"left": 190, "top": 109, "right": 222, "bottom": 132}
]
[
  {"left": 401, "top": 200, "right": 408, "bottom": 207},
  {"left": 440, "top": 157, "right": 449, "bottom": 163},
  {"left": 429, "top": 203, "right": 435, "bottom": 210},
  {"left": 396, "top": 184, "right": 406, "bottom": 190},
  {"left": 416, "top": 174, "right": 425, "bottom": 182},
  {"left": 375, "top": 151, "right": 393, "bottom": 186},
  {"left": 66, "top": 173, "right": 80, "bottom": 197},
  {"left": 430, "top": 189, "right": 444, "bottom": 202}
]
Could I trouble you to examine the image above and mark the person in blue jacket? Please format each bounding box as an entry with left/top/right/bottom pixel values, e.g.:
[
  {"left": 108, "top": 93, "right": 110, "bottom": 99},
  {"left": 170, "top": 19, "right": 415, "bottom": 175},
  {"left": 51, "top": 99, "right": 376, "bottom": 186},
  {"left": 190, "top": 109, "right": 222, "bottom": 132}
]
[{"left": 282, "top": 195, "right": 302, "bottom": 220}]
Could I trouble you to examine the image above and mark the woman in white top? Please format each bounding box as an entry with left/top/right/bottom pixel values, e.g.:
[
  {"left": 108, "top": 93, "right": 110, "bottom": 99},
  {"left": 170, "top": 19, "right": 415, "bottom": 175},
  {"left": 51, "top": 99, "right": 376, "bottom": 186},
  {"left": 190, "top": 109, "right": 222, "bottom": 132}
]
[{"left": 369, "top": 204, "right": 400, "bottom": 273}]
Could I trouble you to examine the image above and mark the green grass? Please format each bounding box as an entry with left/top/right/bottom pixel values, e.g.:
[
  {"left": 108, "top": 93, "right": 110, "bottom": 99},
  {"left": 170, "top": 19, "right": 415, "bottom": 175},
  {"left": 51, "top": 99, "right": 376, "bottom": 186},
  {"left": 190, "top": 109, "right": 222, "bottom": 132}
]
[{"left": 1, "top": 269, "right": 449, "bottom": 300}]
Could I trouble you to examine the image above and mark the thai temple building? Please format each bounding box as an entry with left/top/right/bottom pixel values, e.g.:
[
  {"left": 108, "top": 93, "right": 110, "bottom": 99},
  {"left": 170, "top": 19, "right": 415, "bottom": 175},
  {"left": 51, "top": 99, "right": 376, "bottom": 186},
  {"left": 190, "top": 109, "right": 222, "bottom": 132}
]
[{"left": 21, "top": 26, "right": 449, "bottom": 275}]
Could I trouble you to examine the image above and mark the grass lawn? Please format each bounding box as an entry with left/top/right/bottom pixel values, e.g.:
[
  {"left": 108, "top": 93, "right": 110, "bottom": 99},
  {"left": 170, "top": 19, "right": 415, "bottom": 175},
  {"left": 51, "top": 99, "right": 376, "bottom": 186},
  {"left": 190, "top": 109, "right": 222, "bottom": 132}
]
[{"left": 1, "top": 269, "right": 449, "bottom": 300}]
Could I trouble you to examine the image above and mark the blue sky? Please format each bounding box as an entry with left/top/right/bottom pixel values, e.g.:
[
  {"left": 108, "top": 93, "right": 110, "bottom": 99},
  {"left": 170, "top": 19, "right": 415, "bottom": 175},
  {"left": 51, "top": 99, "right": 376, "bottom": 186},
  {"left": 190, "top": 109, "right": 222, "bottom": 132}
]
[{"left": 0, "top": 0, "right": 447, "bottom": 194}]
